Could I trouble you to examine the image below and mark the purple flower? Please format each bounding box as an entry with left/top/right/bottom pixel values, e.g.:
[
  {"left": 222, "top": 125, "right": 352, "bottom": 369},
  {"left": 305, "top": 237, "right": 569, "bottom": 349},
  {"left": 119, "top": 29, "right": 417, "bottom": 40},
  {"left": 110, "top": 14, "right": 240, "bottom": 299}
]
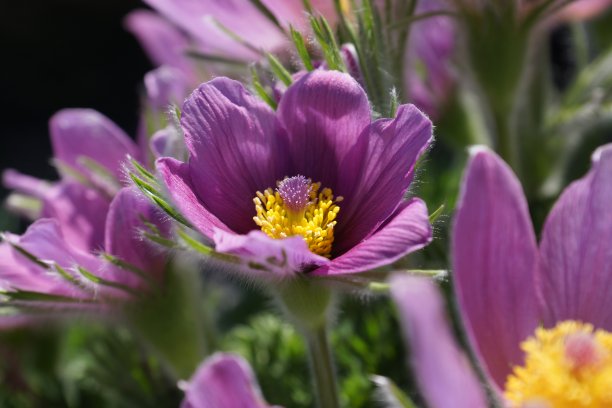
[
  {"left": 157, "top": 70, "right": 433, "bottom": 279},
  {"left": 404, "top": 0, "right": 456, "bottom": 119},
  {"left": 1, "top": 109, "right": 170, "bottom": 307},
  {"left": 391, "top": 144, "right": 612, "bottom": 407},
  {"left": 131, "top": 0, "right": 336, "bottom": 62},
  {"left": 181, "top": 353, "right": 280, "bottom": 408}
]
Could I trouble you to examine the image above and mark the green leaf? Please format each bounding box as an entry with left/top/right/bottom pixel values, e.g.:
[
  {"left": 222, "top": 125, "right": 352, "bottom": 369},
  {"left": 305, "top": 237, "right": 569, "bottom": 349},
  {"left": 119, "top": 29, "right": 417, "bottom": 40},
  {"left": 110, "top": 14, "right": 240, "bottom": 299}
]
[
  {"left": 371, "top": 375, "right": 417, "bottom": 408},
  {"left": 77, "top": 267, "right": 140, "bottom": 297},
  {"left": 250, "top": 66, "right": 278, "bottom": 109},
  {"left": 290, "top": 26, "right": 314, "bottom": 71},
  {"left": 267, "top": 53, "right": 293, "bottom": 86}
]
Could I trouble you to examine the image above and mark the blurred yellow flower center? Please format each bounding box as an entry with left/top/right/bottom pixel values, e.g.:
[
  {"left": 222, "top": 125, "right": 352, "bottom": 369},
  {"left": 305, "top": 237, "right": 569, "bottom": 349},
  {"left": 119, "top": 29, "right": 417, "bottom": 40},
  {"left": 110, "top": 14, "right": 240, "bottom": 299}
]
[
  {"left": 252, "top": 175, "right": 341, "bottom": 258},
  {"left": 505, "top": 320, "right": 612, "bottom": 408}
]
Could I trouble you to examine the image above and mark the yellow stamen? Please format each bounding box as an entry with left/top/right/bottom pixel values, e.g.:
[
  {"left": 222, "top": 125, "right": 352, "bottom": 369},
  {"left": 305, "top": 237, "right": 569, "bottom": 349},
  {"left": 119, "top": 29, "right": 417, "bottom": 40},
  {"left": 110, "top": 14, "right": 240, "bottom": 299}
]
[
  {"left": 252, "top": 177, "right": 341, "bottom": 258},
  {"left": 505, "top": 320, "right": 612, "bottom": 408}
]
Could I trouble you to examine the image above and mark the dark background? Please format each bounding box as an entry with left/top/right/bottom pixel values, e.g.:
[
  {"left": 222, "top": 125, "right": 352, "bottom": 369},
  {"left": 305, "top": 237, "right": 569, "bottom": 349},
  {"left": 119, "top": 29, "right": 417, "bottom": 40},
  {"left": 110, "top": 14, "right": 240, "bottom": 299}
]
[{"left": 0, "top": 0, "right": 152, "bottom": 205}]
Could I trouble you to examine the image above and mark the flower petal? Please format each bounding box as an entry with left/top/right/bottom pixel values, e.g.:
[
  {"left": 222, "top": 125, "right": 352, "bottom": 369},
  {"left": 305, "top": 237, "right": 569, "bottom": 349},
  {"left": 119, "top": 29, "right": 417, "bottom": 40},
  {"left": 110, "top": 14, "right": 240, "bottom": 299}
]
[
  {"left": 181, "top": 78, "right": 284, "bottom": 233},
  {"left": 156, "top": 157, "right": 230, "bottom": 239},
  {"left": 334, "top": 104, "right": 433, "bottom": 253},
  {"left": 41, "top": 182, "right": 110, "bottom": 253},
  {"left": 540, "top": 144, "right": 612, "bottom": 330},
  {"left": 452, "top": 147, "right": 540, "bottom": 387},
  {"left": 50, "top": 109, "right": 139, "bottom": 180},
  {"left": 214, "top": 230, "right": 329, "bottom": 279},
  {"left": 143, "top": 0, "right": 283, "bottom": 59},
  {"left": 103, "top": 188, "right": 170, "bottom": 288},
  {"left": 124, "top": 10, "right": 196, "bottom": 80},
  {"left": 144, "top": 66, "right": 189, "bottom": 109},
  {"left": 0, "top": 219, "right": 98, "bottom": 298},
  {"left": 390, "top": 275, "right": 489, "bottom": 408},
  {"left": 181, "top": 353, "right": 278, "bottom": 408},
  {"left": 276, "top": 70, "right": 371, "bottom": 197},
  {"left": 2, "top": 169, "right": 52, "bottom": 199},
  {"left": 313, "top": 198, "right": 431, "bottom": 276}
]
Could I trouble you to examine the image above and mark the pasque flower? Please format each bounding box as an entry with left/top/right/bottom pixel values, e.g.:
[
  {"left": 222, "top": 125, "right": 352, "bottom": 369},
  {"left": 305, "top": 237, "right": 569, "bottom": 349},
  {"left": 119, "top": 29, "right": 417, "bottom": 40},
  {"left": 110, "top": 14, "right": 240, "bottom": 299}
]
[
  {"left": 181, "top": 353, "right": 280, "bottom": 408},
  {"left": 1, "top": 109, "right": 169, "bottom": 305},
  {"left": 391, "top": 144, "right": 612, "bottom": 407},
  {"left": 157, "top": 70, "right": 433, "bottom": 279}
]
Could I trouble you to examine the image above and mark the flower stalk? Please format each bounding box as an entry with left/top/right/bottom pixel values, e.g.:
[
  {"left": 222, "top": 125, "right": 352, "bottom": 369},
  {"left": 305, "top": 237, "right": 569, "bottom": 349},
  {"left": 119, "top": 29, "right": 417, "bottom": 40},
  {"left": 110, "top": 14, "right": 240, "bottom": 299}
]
[{"left": 277, "top": 279, "right": 341, "bottom": 408}]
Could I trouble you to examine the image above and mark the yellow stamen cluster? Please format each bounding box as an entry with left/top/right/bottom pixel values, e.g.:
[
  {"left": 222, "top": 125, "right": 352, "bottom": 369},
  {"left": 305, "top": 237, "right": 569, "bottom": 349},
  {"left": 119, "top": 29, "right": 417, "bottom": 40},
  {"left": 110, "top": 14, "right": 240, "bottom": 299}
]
[
  {"left": 505, "top": 320, "right": 612, "bottom": 408},
  {"left": 253, "top": 178, "right": 341, "bottom": 258}
]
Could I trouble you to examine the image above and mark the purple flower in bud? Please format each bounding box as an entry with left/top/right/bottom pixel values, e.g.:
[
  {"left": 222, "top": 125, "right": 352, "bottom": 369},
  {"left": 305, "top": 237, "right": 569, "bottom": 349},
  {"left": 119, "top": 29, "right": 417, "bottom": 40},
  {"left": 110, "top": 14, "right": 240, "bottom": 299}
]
[
  {"left": 157, "top": 70, "right": 433, "bottom": 280},
  {"left": 390, "top": 143, "right": 612, "bottom": 407}
]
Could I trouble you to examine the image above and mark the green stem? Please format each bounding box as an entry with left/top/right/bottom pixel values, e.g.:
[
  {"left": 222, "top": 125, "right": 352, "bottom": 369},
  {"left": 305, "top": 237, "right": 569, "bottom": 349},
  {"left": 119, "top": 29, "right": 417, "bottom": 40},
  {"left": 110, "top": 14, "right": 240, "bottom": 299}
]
[{"left": 304, "top": 323, "right": 341, "bottom": 408}]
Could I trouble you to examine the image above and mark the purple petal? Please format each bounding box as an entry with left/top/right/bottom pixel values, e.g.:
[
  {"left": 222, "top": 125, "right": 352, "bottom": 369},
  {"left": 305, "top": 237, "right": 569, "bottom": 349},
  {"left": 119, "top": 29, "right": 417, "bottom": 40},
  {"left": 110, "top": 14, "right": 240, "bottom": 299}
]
[
  {"left": 124, "top": 10, "right": 197, "bottom": 80},
  {"left": 41, "top": 182, "right": 110, "bottom": 253},
  {"left": 150, "top": 126, "right": 186, "bottom": 160},
  {"left": 260, "top": 0, "right": 336, "bottom": 28},
  {"left": 144, "top": 66, "right": 189, "bottom": 109},
  {"left": 390, "top": 276, "right": 489, "bottom": 408},
  {"left": 156, "top": 157, "right": 230, "bottom": 239},
  {"left": 0, "top": 219, "right": 98, "bottom": 298},
  {"left": 2, "top": 169, "right": 52, "bottom": 199},
  {"left": 452, "top": 147, "right": 540, "bottom": 387},
  {"left": 276, "top": 70, "right": 371, "bottom": 199},
  {"left": 313, "top": 198, "right": 431, "bottom": 276},
  {"left": 181, "top": 353, "right": 278, "bottom": 408},
  {"left": 102, "top": 188, "right": 170, "bottom": 288},
  {"left": 50, "top": 109, "right": 139, "bottom": 180},
  {"left": 143, "top": 0, "right": 283, "bottom": 59},
  {"left": 540, "top": 144, "right": 612, "bottom": 330},
  {"left": 334, "top": 104, "right": 433, "bottom": 253},
  {"left": 181, "top": 78, "right": 285, "bottom": 233},
  {"left": 214, "top": 230, "right": 329, "bottom": 279}
]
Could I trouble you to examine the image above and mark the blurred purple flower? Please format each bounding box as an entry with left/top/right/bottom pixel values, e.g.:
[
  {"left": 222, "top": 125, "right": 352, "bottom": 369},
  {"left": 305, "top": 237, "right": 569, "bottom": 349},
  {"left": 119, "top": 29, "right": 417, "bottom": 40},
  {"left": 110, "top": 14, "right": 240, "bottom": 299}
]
[
  {"left": 181, "top": 353, "right": 280, "bottom": 408},
  {"left": 391, "top": 143, "right": 612, "bottom": 407},
  {"left": 157, "top": 70, "right": 433, "bottom": 279},
  {"left": 404, "top": 0, "right": 456, "bottom": 119},
  {"left": 1, "top": 109, "right": 170, "bottom": 307}
]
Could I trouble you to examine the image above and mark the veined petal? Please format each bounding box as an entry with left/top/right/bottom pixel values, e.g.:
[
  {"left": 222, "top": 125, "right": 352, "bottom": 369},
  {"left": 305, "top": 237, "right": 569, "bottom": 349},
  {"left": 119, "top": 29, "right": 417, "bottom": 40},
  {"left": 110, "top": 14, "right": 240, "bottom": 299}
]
[
  {"left": 181, "top": 353, "right": 279, "bottom": 408},
  {"left": 50, "top": 109, "right": 139, "bottom": 180},
  {"left": 452, "top": 147, "right": 540, "bottom": 387},
  {"left": 390, "top": 276, "right": 489, "bottom": 408},
  {"left": 124, "top": 10, "right": 196, "bottom": 80},
  {"left": 313, "top": 198, "right": 431, "bottom": 276},
  {"left": 335, "top": 104, "right": 433, "bottom": 253},
  {"left": 103, "top": 188, "right": 170, "bottom": 288},
  {"left": 540, "top": 144, "right": 612, "bottom": 331},
  {"left": 157, "top": 157, "right": 230, "bottom": 239},
  {"left": 214, "top": 230, "right": 329, "bottom": 279},
  {"left": 181, "top": 78, "right": 284, "bottom": 233},
  {"left": 276, "top": 70, "right": 371, "bottom": 200},
  {"left": 41, "top": 182, "right": 110, "bottom": 253}
]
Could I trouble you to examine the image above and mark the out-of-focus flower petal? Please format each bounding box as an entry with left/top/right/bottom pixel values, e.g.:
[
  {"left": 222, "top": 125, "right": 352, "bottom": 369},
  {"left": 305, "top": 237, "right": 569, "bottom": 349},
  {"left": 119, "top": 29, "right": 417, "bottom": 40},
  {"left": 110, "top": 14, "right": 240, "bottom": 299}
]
[
  {"left": 125, "top": 10, "right": 197, "bottom": 80},
  {"left": 181, "top": 78, "right": 284, "bottom": 233},
  {"left": 2, "top": 169, "right": 51, "bottom": 199},
  {"left": 0, "top": 219, "right": 98, "bottom": 297},
  {"left": 144, "top": 66, "right": 189, "bottom": 109},
  {"left": 314, "top": 198, "right": 431, "bottom": 276},
  {"left": 181, "top": 353, "right": 279, "bottom": 408},
  {"left": 276, "top": 70, "right": 371, "bottom": 201},
  {"left": 156, "top": 157, "right": 230, "bottom": 239},
  {"left": 214, "top": 230, "right": 329, "bottom": 279},
  {"left": 143, "top": 0, "right": 283, "bottom": 60},
  {"left": 335, "top": 104, "right": 432, "bottom": 253},
  {"left": 556, "top": 0, "right": 612, "bottom": 22},
  {"left": 151, "top": 126, "right": 185, "bottom": 160},
  {"left": 540, "top": 144, "right": 612, "bottom": 331},
  {"left": 41, "top": 182, "right": 110, "bottom": 253},
  {"left": 103, "top": 188, "right": 170, "bottom": 288},
  {"left": 390, "top": 275, "right": 489, "bottom": 408},
  {"left": 453, "top": 147, "right": 540, "bottom": 387},
  {"left": 50, "top": 109, "right": 139, "bottom": 180}
]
